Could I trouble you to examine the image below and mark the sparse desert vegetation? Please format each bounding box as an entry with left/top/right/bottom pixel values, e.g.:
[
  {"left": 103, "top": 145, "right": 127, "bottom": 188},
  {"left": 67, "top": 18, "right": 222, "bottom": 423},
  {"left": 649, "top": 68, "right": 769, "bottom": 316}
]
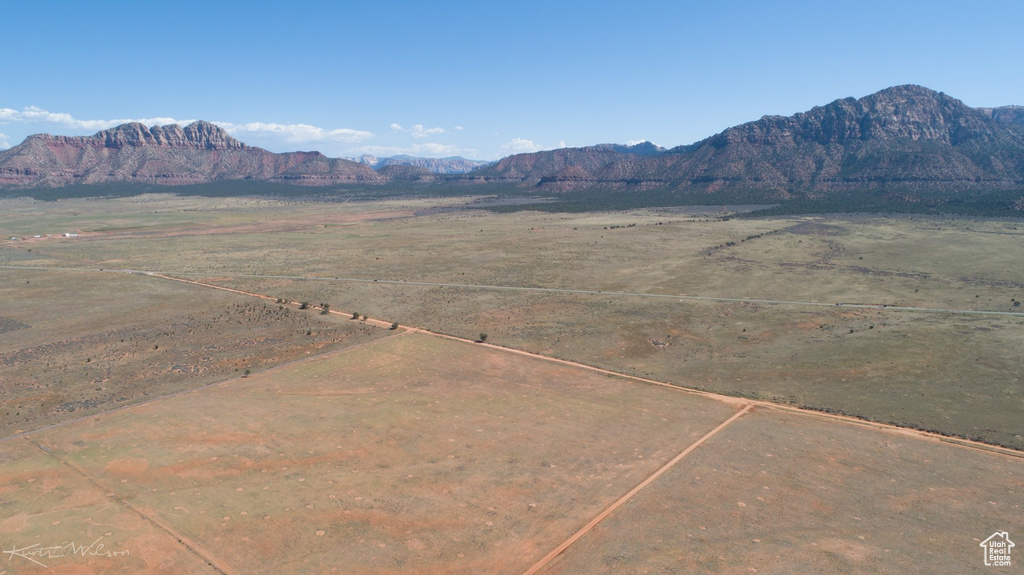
[
  {"left": 1, "top": 193, "right": 1022, "bottom": 573},
  {"left": 0, "top": 265, "right": 385, "bottom": 436},
  {"left": 18, "top": 197, "right": 1015, "bottom": 445}
]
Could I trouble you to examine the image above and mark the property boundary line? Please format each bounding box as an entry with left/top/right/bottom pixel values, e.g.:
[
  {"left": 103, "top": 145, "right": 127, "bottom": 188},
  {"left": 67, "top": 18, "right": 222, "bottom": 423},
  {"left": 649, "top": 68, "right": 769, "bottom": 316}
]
[
  {"left": 5, "top": 267, "right": 1024, "bottom": 573},
  {"left": 521, "top": 404, "right": 755, "bottom": 575},
  {"left": 25, "top": 437, "right": 234, "bottom": 575},
  {"left": 0, "top": 329, "right": 406, "bottom": 444},
  {"left": 147, "top": 272, "right": 1024, "bottom": 462}
]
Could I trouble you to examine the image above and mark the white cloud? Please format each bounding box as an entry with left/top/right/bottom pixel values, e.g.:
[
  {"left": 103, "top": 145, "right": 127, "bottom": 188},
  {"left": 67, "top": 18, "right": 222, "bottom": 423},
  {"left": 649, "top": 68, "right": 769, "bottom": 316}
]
[
  {"left": 412, "top": 125, "right": 445, "bottom": 138},
  {"left": 0, "top": 105, "right": 496, "bottom": 158},
  {"left": 390, "top": 123, "right": 446, "bottom": 138},
  {"left": 0, "top": 105, "right": 374, "bottom": 151},
  {"left": 0, "top": 106, "right": 190, "bottom": 131},
  {"left": 216, "top": 122, "right": 372, "bottom": 144},
  {"left": 500, "top": 138, "right": 544, "bottom": 153}
]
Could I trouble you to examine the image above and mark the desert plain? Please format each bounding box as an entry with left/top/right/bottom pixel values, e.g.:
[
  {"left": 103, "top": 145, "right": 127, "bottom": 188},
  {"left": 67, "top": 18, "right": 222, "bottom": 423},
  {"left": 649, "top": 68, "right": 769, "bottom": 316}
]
[{"left": 1, "top": 193, "right": 1022, "bottom": 574}]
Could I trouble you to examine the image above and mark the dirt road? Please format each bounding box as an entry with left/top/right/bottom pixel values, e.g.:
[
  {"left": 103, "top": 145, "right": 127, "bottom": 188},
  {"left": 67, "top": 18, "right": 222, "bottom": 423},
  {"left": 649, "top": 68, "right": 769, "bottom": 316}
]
[{"left": 145, "top": 270, "right": 1024, "bottom": 463}]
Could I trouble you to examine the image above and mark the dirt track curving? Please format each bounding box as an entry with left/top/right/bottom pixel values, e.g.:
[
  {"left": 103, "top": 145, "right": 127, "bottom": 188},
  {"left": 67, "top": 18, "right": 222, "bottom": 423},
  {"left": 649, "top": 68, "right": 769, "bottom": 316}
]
[{"left": 145, "top": 271, "right": 1024, "bottom": 462}]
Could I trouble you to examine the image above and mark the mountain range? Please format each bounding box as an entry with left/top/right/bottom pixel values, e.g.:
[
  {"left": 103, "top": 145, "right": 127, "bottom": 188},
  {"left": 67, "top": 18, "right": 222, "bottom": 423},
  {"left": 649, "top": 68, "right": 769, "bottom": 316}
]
[
  {"left": 2, "top": 85, "right": 1023, "bottom": 211},
  {"left": 353, "top": 154, "right": 490, "bottom": 174},
  {"left": 472, "top": 85, "right": 1024, "bottom": 198}
]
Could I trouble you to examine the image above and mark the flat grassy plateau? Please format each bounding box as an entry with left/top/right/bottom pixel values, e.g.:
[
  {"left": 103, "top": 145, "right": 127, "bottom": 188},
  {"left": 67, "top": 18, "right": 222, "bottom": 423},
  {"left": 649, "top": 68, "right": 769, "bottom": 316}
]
[{"left": 6, "top": 194, "right": 1017, "bottom": 447}]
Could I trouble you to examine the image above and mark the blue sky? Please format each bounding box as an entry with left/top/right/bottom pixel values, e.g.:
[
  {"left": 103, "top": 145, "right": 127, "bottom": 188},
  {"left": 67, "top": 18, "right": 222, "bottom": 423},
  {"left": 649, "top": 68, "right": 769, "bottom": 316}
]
[{"left": 2, "top": 0, "right": 1022, "bottom": 159}]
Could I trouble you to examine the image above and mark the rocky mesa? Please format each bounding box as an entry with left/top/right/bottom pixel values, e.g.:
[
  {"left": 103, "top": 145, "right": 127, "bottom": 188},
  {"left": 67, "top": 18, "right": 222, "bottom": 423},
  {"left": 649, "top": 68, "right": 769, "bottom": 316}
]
[{"left": 0, "top": 121, "right": 382, "bottom": 188}]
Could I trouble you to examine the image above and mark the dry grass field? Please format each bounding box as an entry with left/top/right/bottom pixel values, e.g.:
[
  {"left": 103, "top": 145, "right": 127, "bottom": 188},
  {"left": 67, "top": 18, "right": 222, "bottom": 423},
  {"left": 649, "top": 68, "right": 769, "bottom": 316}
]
[
  {"left": 2, "top": 193, "right": 1023, "bottom": 573},
  {"left": 538, "top": 408, "right": 1024, "bottom": 575},
  {"left": 19, "top": 202, "right": 1022, "bottom": 312},
  {"left": 0, "top": 438, "right": 218, "bottom": 574},
  {"left": 3, "top": 195, "right": 1023, "bottom": 446},
  {"left": 0, "top": 266, "right": 386, "bottom": 436},
  {"left": 3, "top": 329, "right": 1021, "bottom": 574},
  {"left": 13, "top": 333, "right": 739, "bottom": 574},
  {"left": 10, "top": 195, "right": 1006, "bottom": 445},
  {"left": 202, "top": 281, "right": 1022, "bottom": 448}
]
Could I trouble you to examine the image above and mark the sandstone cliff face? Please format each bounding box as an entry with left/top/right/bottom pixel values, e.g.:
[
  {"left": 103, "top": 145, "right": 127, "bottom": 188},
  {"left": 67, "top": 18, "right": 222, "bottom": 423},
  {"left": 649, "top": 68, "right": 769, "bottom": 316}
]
[
  {"left": 94, "top": 121, "right": 249, "bottom": 150},
  {"left": 980, "top": 106, "right": 1024, "bottom": 126},
  {"left": 665, "top": 86, "right": 1024, "bottom": 194},
  {"left": 475, "top": 85, "right": 1024, "bottom": 196},
  {"left": 476, "top": 146, "right": 639, "bottom": 181},
  {"left": 0, "top": 121, "right": 381, "bottom": 188}
]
